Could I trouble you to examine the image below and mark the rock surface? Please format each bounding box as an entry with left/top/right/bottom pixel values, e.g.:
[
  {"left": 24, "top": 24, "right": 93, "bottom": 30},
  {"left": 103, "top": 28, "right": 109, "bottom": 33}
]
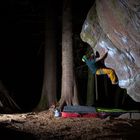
[{"left": 80, "top": 0, "right": 140, "bottom": 102}]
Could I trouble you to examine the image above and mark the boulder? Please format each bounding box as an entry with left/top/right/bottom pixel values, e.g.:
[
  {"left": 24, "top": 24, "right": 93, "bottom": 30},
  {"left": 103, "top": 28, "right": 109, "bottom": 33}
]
[{"left": 80, "top": 0, "right": 140, "bottom": 102}]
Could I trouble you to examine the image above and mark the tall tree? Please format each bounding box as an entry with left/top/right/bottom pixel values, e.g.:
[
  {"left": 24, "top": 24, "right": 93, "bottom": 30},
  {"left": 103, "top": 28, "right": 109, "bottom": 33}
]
[
  {"left": 36, "top": 1, "right": 57, "bottom": 110},
  {"left": 86, "top": 70, "right": 95, "bottom": 105},
  {"left": 0, "top": 80, "right": 21, "bottom": 113},
  {"left": 59, "top": 0, "right": 79, "bottom": 109}
]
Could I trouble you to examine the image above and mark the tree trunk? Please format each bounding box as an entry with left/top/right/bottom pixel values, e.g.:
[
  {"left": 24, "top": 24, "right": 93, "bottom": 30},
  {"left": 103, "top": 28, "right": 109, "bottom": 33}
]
[
  {"left": 59, "top": 0, "right": 79, "bottom": 109},
  {"left": 0, "top": 80, "right": 21, "bottom": 113},
  {"left": 86, "top": 70, "right": 95, "bottom": 106},
  {"left": 35, "top": 1, "right": 57, "bottom": 110}
]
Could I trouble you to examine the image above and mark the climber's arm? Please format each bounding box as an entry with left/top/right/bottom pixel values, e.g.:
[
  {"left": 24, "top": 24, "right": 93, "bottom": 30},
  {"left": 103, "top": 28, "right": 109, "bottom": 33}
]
[{"left": 95, "top": 52, "right": 108, "bottom": 62}]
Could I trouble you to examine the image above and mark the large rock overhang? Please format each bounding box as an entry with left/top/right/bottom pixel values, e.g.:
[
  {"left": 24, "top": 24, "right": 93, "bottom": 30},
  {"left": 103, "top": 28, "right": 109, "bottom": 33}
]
[{"left": 80, "top": 0, "right": 140, "bottom": 102}]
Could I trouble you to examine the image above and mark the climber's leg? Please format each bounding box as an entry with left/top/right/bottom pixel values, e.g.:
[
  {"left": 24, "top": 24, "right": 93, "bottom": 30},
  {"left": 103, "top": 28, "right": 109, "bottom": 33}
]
[{"left": 96, "top": 68, "right": 118, "bottom": 84}]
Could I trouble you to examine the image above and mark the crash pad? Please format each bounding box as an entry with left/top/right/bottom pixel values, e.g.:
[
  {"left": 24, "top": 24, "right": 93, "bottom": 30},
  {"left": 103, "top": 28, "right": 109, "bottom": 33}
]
[
  {"left": 63, "top": 105, "right": 96, "bottom": 113},
  {"left": 61, "top": 112, "right": 98, "bottom": 118},
  {"left": 61, "top": 106, "right": 140, "bottom": 118}
]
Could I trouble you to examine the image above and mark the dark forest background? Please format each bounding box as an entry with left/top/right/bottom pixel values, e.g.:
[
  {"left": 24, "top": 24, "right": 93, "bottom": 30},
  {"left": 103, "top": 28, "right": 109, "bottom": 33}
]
[
  {"left": 0, "top": 0, "right": 94, "bottom": 112},
  {"left": 1, "top": 0, "right": 140, "bottom": 112}
]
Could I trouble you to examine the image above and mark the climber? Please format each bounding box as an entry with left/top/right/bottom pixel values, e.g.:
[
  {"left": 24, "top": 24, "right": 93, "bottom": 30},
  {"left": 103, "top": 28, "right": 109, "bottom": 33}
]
[{"left": 82, "top": 51, "right": 118, "bottom": 85}]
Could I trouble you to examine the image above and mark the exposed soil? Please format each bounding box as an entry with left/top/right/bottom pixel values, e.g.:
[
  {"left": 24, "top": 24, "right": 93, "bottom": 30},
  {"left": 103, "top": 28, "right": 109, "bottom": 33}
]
[{"left": 0, "top": 110, "right": 140, "bottom": 140}]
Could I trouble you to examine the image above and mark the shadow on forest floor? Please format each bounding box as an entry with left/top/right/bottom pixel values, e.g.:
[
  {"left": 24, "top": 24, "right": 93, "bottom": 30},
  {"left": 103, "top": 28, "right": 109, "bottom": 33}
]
[{"left": 0, "top": 123, "right": 37, "bottom": 140}]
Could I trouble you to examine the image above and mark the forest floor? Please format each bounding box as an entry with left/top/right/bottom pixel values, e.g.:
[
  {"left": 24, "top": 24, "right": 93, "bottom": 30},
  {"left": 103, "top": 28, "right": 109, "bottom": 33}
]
[{"left": 0, "top": 109, "right": 140, "bottom": 140}]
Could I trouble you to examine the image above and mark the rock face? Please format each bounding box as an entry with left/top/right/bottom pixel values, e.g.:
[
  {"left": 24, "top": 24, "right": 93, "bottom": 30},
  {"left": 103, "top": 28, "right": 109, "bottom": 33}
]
[{"left": 80, "top": 0, "right": 140, "bottom": 102}]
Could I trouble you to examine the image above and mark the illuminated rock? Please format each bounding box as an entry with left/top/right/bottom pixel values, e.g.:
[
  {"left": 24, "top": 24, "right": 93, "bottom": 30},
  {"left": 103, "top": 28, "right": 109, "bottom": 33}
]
[{"left": 80, "top": 0, "right": 140, "bottom": 102}]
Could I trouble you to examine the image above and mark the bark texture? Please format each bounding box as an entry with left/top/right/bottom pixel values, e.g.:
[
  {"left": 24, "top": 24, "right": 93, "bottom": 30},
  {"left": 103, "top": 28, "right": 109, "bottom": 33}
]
[
  {"left": 36, "top": 0, "right": 57, "bottom": 110},
  {"left": 60, "top": 0, "right": 79, "bottom": 108}
]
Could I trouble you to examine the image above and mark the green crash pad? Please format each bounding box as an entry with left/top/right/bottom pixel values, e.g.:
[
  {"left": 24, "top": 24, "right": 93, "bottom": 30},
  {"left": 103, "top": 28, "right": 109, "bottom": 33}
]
[{"left": 96, "top": 107, "right": 140, "bottom": 113}]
